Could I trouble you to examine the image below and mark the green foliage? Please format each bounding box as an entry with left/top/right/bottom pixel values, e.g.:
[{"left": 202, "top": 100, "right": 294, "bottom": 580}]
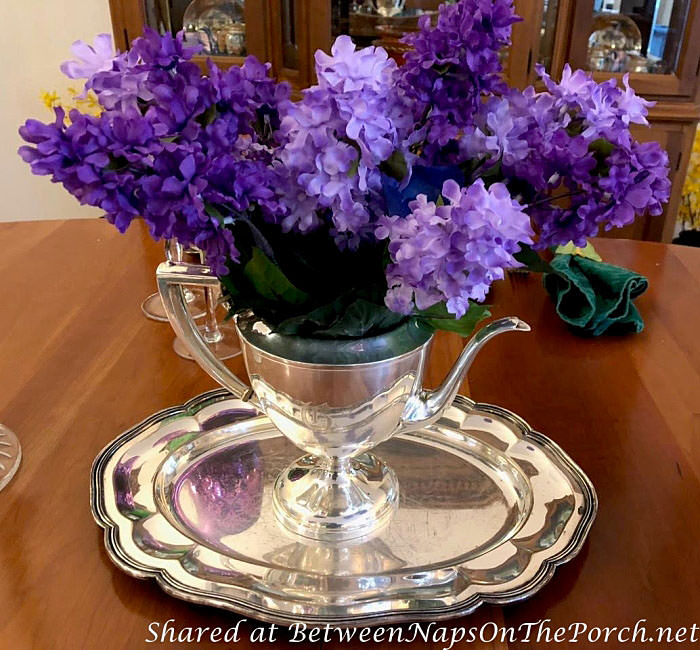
[
  {"left": 218, "top": 212, "right": 498, "bottom": 341},
  {"left": 414, "top": 301, "right": 491, "bottom": 337},
  {"left": 513, "top": 243, "right": 558, "bottom": 274},
  {"left": 204, "top": 203, "right": 226, "bottom": 226},
  {"left": 278, "top": 293, "right": 405, "bottom": 338},
  {"left": 554, "top": 241, "right": 602, "bottom": 261},
  {"left": 380, "top": 150, "right": 409, "bottom": 182},
  {"left": 197, "top": 104, "right": 217, "bottom": 127},
  {"left": 589, "top": 138, "right": 614, "bottom": 176},
  {"left": 243, "top": 248, "right": 309, "bottom": 305}
]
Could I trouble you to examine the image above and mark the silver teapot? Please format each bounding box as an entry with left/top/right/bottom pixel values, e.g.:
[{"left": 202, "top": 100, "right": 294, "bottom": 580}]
[{"left": 157, "top": 261, "right": 529, "bottom": 541}]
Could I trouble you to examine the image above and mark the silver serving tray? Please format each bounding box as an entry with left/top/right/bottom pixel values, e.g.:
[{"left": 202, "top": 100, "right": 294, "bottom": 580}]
[{"left": 91, "top": 389, "right": 596, "bottom": 625}]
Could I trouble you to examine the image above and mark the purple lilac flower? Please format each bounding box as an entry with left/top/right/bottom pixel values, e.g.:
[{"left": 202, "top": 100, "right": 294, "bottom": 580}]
[
  {"left": 19, "top": 30, "right": 290, "bottom": 275},
  {"left": 60, "top": 34, "right": 116, "bottom": 83},
  {"left": 399, "top": 0, "right": 520, "bottom": 161},
  {"left": 278, "top": 35, "right": 411, "bottom": 246},
  {"left": 376, "top": 179, "right": 534, "bottom": 317},
  {"left": 18, "top": 12, "right": 671, "bottom": 322},
  {"left": 19, "top": 108, "right": 142, "bottom": 232},
  {"left": 88, "top": 29, "right": 205, "bottom": 116},
  {"left": 458, "top": 65, "right": 670, "bottom": 247},
  {"left": 538, "top": 64, "right": 653, "bottom": 146}
]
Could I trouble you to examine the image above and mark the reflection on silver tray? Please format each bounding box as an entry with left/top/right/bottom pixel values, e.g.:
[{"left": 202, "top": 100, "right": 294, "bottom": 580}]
[{"left": 91, "top": 389, "right": 596, "bottom": 625}]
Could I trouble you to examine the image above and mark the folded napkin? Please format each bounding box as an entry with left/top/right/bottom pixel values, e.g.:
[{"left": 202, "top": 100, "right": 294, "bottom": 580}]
[{"left": 543, "top": 251, "right": 648, "bottom": 336}]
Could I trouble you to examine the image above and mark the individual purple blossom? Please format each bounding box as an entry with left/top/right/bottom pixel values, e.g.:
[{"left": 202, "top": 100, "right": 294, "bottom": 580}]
[
  {"left": 207, "top": 56, "right": 291, "bottom": 149},
  {"left": 88, "top": 29, "right": 204, "bottom": 116},
  {"left": 60, "top": 33, "right": 116, "bottom": 84},
  {"left": 376, "top": 179, "right": 534, "bottom": 318},
  {"left": 538, "top": 64, "right": 653, "bottom": 147}
]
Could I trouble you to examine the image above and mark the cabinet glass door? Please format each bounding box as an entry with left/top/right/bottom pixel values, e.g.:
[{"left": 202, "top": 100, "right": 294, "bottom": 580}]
[
  {"left": 330, "top": 0, "right": 440, "bottom": 61},
  {"left": 538, "top": 0, "right": 561, "bottom": 71},
  {"left": 537, "top": 0, "right": 693, "bottom": 77},
  {"left": 143, "top": 0, "right": 247, "bottom": 58},
  {"left": 586, "top": 0, "right": 690, "bottom": 74}
]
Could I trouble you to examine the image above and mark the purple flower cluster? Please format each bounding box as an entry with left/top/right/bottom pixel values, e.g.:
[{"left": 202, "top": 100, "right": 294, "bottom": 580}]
[
  {"left": 399, "top": 0, "right": 520, "bottom": 161},
  {"left": 459, "top": 64, "right": 671, "bottom": 247},
  {"left": 19, "top": 30, "right": 289, "bottom": 274},
  {"left": 377, "top": 179, "right": 533, "bottom": 318},
  {"left": 278, "top": 35, "right": 411, "bottom": 245},
  {"left": 18, "top": 0, "right": 672, "bottom": 327}
]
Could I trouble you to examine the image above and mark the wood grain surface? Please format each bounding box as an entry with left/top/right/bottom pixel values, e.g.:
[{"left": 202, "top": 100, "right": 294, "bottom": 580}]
[{"left": 0, "top": 219, "right": 699, "bottom": 649}]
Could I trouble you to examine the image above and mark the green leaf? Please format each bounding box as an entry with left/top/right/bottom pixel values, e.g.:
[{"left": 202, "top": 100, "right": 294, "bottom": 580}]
[
  {"left": 314, "top": 299, "right": 405, "bottom": 338},
  {"left": 432, "top": 63, "right": 452, "bottom": 75},
  {"left": 589, "top": 138, "right": 614, "bottom": 176},
  {"left": 554, "top": 241, "right": 602, "bottom": 261},
  {"left": 243, "top": 247, "right": 309, "bottom": 305},
  {"left": 478, "top": 159, "right": 503, "bottom": 187},
  {"left": 513, "top": 243, "right": 557, "bottom": 274},
  {"left": 276, "top": 296, "right": 347, "bottom": 335},
  {"left": 589, "top": 138, "right": 614, "bottom": 157},
  {"left": 204, "top": 203, "right": 226, "bottom": 226},
  {"left": 277, "top": 294, "right": 404, "bottom": 339},
  {"left": 197, "top": 103, "right": 217, "bottom": 127},
  {"left": 566, "top": 116, "right": 585, "bottom": 136},
  {"left": 414, "top": 301, "right": 491, "bottom": 337},
  {"left": 380, "top": 150, "right": 408, "bottom": 182},
  {"left": 347, "top": 156, "right": 360, "bottom": 178},
  {"left": 105, "top": 155, "right": 128, "bottom": 171}
]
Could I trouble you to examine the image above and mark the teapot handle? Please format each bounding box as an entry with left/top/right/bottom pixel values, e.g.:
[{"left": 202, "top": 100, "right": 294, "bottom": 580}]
[{"left": 156, "top": 261, "right": 257, "bottom": 404}]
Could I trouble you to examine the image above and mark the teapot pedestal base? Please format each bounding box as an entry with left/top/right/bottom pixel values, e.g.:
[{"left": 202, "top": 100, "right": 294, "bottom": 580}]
[{"left": 272, "top": 452, "right": 399, "bottom": 541}]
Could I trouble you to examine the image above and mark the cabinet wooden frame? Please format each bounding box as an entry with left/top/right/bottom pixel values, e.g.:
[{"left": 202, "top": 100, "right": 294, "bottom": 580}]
[{"left": 109, "top": 0, "right": 700, "bottom": 99}]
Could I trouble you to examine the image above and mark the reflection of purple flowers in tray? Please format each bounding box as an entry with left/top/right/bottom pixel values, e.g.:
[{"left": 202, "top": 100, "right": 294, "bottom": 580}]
[
  {"left": 173, "top": 441, "right": 264, "bottom": 543},
  {"left": 93, "top": 390, "right": 597, "bottom": 625}
]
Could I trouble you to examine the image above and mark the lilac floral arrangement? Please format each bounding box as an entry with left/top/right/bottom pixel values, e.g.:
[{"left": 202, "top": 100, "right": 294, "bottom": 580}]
[{"left": 19, "top": 0, "right": 670, "bottom": 338}]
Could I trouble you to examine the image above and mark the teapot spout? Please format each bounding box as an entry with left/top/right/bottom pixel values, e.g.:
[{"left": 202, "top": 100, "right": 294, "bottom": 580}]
[{"left": 403, "top": 317, "right": 530, "bottom": 427}]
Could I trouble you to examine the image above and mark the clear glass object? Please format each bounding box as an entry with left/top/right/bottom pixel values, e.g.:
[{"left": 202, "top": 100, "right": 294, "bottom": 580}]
[
  {"left": 0, "top": 425, "right": 21, "bottom": 491},
  {"left": 157, "top": 260, "right": 530, "bottom": 541},
  {"left": 588, "top": 13, "right": 644, "bottom": 72},
  {"left": 537, "top": 0, "right": 690, "bottom": 74},
  {"left": 372, "top": 0, "right": 406, "bottom": 18},
  {"left": 182, "top": 0, "right": 246, "bottom": 56},
  {"left": 141, "top": 290, "right": 205, "bottom": 322},
  {"left": 142, "top": 240, "right": 206, "bottom": 322},
  {"left": 171, "top": 251, "right": 241, "bottom": 362}
]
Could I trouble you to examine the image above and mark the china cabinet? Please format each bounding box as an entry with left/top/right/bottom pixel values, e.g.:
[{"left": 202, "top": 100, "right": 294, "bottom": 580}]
[{"left": 108, "top": 0, "right": 700, "bottom": 242}]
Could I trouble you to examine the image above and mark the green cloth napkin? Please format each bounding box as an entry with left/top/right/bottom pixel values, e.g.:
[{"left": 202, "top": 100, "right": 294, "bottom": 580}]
[{"left": 543, "top": 254, "right": 648, "bottom": 336}]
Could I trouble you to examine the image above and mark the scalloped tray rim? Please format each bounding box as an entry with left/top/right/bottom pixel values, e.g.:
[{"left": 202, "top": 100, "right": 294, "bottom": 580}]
[{"left": 90, "top": 388, "right": 597, "bottom": 626}]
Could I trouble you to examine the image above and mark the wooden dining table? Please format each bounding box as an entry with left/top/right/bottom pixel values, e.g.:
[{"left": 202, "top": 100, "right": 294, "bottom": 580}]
[{"left": 1, "top": 218, "right": 699, "bottom": 649}]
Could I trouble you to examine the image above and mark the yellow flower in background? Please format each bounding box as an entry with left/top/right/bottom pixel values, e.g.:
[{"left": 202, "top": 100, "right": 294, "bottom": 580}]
[
  {"left": 679, "top": 125, "right": 700, "bottom": 230},
  {"left": 40, "top": 87, "right": 102, "bottom": 122},
  {"left": 41, "top": 91, "right": 60, "bottom": 110}
]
